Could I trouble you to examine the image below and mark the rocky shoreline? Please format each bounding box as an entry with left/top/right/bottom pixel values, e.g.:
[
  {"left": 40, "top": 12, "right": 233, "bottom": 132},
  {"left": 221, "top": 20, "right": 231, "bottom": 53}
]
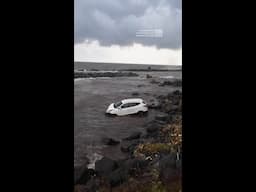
[
  {"left": 74, "top": 71, "right": 139, "bottom": 79},
  {"left": 74, "top": 88, "right": 182, "bottom": 192}
]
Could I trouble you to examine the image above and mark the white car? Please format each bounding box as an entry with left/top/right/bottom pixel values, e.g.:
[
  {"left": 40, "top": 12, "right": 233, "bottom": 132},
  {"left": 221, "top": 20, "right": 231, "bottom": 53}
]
[{"left": 106, "top": 98, "right": 148, "bottom": 116}]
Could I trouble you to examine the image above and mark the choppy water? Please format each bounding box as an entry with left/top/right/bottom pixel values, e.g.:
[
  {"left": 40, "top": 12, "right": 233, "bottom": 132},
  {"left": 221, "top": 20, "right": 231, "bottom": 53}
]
[{"left": 74, "top": 69, "right": 182, "bottom": 168}]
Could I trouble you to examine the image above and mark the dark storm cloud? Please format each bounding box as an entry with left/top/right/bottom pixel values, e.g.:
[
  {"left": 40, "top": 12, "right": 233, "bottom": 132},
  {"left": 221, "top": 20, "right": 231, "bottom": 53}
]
[{"left": 75, "top": 0, "right": 182, "bottom": 49}]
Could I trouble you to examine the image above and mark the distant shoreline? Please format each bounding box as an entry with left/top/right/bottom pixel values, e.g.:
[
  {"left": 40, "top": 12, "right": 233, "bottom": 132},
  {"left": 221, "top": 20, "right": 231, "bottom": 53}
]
[{"left": 74, "top": 61, "right": 181, "bottom": 67}]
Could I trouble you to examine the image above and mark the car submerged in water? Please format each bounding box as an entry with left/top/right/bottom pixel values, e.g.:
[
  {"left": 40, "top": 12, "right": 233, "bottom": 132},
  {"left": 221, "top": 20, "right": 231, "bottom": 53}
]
[{"left": 106, "top": 98, "right": 148, "bottom": 116}]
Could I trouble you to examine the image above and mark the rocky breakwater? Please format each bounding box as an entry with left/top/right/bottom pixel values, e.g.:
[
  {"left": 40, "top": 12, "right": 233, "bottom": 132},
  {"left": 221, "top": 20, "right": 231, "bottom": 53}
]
[
  {"left": 74, "top": 71, "right": 138, "bottom": 79},
  {"left": 74, "top": 90, "right": 182, "bottom": 192}
]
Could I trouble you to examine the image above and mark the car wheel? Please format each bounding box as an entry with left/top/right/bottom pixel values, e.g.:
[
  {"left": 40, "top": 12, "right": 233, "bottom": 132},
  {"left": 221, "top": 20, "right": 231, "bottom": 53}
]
[{"left": 137, "top": 111, "right": 145, "bottom": 116}]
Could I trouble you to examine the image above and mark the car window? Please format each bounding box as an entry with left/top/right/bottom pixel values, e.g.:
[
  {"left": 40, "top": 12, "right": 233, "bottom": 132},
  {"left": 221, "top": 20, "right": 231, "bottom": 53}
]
[
  {"left": 129, "top": 103, "right": 140, "bottom": 107},
  {"left": 114, "top": 101, "right": 122, "bottom": 108},
  {"left": 121, "top": 103, "right": 130, "bottom": 108}
]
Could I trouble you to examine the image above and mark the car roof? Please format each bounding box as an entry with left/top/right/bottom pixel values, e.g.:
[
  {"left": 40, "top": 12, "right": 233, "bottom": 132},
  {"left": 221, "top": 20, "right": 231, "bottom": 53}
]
[{"left": 121, "top": 98, "right": 143, "bottom": 104}]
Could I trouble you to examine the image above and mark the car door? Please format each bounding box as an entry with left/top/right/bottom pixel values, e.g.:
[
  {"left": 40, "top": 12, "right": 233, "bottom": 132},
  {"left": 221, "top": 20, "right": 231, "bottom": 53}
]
[
  {"left": 119, "top": 103, "right": 131, "bottom": 115},
  {"left": 129, "top": 103, "right": 141, "bottom": 113},
  {"left": 120, "top": 103, "right": 140, "bottom": 115}
]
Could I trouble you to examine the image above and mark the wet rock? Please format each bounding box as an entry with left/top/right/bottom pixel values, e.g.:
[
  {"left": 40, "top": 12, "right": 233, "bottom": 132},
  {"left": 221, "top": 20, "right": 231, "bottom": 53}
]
[
  {"left": 173, "top": 90, "right": 182, "bottom": 95},
  {"left": 124, "top": 159, "right": 148, "bottom": 173},
  {"left": 150, "top": 79, "right": 160, "bottom": 84},
  {"left": 148, "top": 100, "right": 161, "bottom": 109},
  {"left": 146, "top": 74, "right": 153, "bottom": 78},
  {"left": 76, "top": 168, "right": 96, "bottom": 185},
  {"left": 120, "top": 142, "right": 138, "bottom": 153},
  {"left": 159, "top": 79, "right": 182, "bottom": 87},
  {"left": 159, "top": 153, "right": 178, "bottom": 180},
  {"left": 108, "top": 168, "right": 128, "bottom": 187},
  {"left": 155, "top": 114, "right": 169, "bottom": 122},
  {"left": 84, "top": 178, "right": 101, "bottom": 192},
  {"left": 146, "top": 123, "right": 161, "bottom": 133},
  {"left": 132, "top": 92, "right": 139, "bottom": 96},
  {"left": 74, "top": 160, "right": 89, "bottom": 184},
  {"left": 74, "top": 71, "right": 139, "bottom": 78},
  {"left": 95, "top": 157, "right": 117, "bottom": 177},
  {"left": 123, "top": 132, "right": 141, "bottom": 140},
  {"left": 102, "top": 137, "right": 120, "bottom": 145}
]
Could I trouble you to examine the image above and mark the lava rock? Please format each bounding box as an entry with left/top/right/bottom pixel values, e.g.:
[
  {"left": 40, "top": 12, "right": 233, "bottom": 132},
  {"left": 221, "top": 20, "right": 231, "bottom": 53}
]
[
  {"left": 148, "top": 101, "right": 161, "bottom": 109},
  {"left": 102, "top": 137, "right": 120, "bottom": 145},
  {"left": 120, "top": 142, "right": 138, "bottom": 153},
  {"left": 132, "top": 92, "right": 139, "bottom": 96},
  {"left": 76, "top": 168, "right": 96, "bottom": 185},
  {"left": 173, "top": 90, "right": 182, "bottom": 95},
  {"left": 95, "top": 157, "right": 117, "bottom": 177},
  {"left": 150, "top": 79, "right": 160, "bottom": 84},
  {"left": 159, "top": 153, "right": 178, "bottom": 180},
  {"left": 146, "top": 74, "right": 153, "bottom": 78},
  {"left": 108, "top": 168, "right": 128, "bottom": 187},
  {"left": 123, "top": 132, "right": 142, "bottom": 140},
  {"left": 74, "top": 160, "right": 89, "bottom": 184},
  {"left": 146, "top": 123, "right": 161, "bottom": 133},
  {"left": 159, "top": 79, "right": 182, "bottom": 87},
  {"left": 155, "top": 114, "right": 169, "bottom": 122},
  {"left": 123, "top": 159, "right": 148, "bottom": 174}
]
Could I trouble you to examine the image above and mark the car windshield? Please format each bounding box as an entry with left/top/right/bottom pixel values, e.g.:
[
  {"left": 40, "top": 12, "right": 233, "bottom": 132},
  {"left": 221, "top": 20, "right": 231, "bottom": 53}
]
[{"left": 114, "top": 101, "right": 122, "bottom": 108}]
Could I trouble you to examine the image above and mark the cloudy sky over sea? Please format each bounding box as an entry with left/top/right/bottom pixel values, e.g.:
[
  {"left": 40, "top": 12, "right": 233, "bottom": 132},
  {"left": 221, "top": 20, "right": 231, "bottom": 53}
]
[{"left": 75, "top": 0, "right": 182, "bottom": 65}]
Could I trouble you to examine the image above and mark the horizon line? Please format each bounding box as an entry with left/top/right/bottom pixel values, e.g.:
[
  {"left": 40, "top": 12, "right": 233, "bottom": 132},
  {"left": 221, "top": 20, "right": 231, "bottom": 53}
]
[{"left": 74, "top": 61, "right": 182, "bottom": 66}]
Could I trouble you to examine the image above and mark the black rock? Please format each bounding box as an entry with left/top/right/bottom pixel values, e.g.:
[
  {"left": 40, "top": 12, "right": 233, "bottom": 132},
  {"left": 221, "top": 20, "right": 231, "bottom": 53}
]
[
  {"left": 132, "top": 92, "right": 139, "bottom": 96},
  {"left": 74, "top": 160, "right": 89, "bottom": 184},
  {"left": 123, "top": 132, "right": 142, "bottom": 140},
  {"left": 173, "top": 90, "right": 182, "bottom": 95},
  {"left": 155, "top": 114, "right": 169, "bottom": 122},
  {"left": 146, "top": 74, "right": 153, "bottom": 78},
  {"left": 102, "top": 137, "right": 120, "bottom": 145},
  {"left": 159, "top": 153, "right": 178, "bottom": 180},
  {"left": 150, "top": 79, "right": 160, "bottom": 84},
  {"left": 84, "top": 178, "right": 100, "bottom": 192},
  {"left": 120, "top": 141, "right": 138, "bottom": 153},
  {"left": 123, "top": 159, "right": 148, "bottom": 174},
  {"left": 95, "top": 157, "right": 117, "bottom": 177},
  {"left": 76, "top": 168, "right": 96, "bottom": 185},
  {"left": 162, "top": 103, "right": 172, "bottom": 112},
  {"left": 146, "top": 121, "right": 162, "bottom": 133},
  {"left": 148, "top": 101, "right": 161, "bottom": 109},
  {"left": 108, "top": 168, "right": 128, "bottom": 187},
  {"left": 159, "top": 80, "right": 182, "bottom": 87}
]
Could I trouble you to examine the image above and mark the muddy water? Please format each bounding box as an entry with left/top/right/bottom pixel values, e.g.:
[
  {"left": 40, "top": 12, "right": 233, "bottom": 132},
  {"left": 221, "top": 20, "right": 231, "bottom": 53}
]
[{"left": 74, "top": 72, "right": 181, "bottom": 167}]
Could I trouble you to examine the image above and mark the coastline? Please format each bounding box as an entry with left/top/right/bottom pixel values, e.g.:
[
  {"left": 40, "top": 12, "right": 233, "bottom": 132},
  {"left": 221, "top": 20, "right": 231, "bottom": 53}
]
[{"left": 74, "top": 80, "right": 182, "bottom": 191}]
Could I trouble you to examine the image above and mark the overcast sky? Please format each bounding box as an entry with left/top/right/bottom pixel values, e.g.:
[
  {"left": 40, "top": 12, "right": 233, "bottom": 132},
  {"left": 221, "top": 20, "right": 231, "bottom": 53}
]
[{"left": 75, "top": 0, "right": 182, "bottom": 65}]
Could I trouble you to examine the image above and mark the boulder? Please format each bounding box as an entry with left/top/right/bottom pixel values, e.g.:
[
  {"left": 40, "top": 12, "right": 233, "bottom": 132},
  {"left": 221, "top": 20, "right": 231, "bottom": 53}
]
[
  {"left": 76, "top": 168, "right": 96, "bottom": 185},
  {"left": 159, "top": 153, "right": 178, "bottom": 180},
  {"left": 146, "top": 74, "right": 153, "bottom": 78},
  {"left": 123, "top": 159, "right": 148, "bottom": 174},
  {"left": 123, "top": 132, "right": 142, "bottom": 140},
  {"left": 146, "top": 120, "right": 164, "bottom": 134},
  {"left": 74, "top": 160, "right": 89, "bottom": 184},
  {"left": 102, "top": 137, "right": 120, "bottom": 145},
  {"left": 120, "top": 142, "right": 138, "bottom": 153},
  {"left": 159, "top": 80, "right": 182, "bottom": 87},
  {"left": 148, "top": 101, "right": 161, "bottom": 109},
  {"left": 95, "top": 157, "right": 117, "bottom": 177},
  {"left": 132, "top": 92, "right": 139, "bottom": 96},
  {"left": 150, "top": 79, "right": 160, "bottom": 84},
  {"left": 173, "top": 90, "right": 182, "bottom": 95},
  {"left": 155, "top": 114, "right": 169, "bottom": 122},
  {"left": 108, "top": 168, "right": 128, "bottom": 187}
]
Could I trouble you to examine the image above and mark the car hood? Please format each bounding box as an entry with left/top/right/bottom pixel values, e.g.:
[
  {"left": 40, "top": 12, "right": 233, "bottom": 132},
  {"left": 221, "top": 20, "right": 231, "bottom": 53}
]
[{"left": 106, "top": 103, "right": 115, "bottom": 112}]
